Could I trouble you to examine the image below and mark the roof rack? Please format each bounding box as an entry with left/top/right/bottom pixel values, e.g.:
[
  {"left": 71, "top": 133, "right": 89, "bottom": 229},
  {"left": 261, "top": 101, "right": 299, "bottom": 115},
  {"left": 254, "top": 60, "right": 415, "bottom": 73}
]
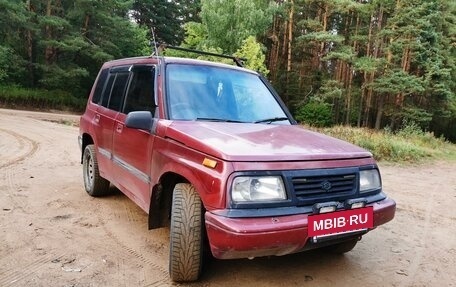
[{"left": 157, "top": 43, "right": 246, "bottom": 67}]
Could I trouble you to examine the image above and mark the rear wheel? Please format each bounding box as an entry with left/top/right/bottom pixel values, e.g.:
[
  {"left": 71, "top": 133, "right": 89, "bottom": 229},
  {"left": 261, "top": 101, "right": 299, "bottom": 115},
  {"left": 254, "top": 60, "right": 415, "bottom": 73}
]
[
  {"left": 82, "top": 145, "right": 110, "bottom": 196},
  {"left": 169, "top": 183, "right": 203, "bottom": 282},
  {"left": 325, "top": 238, "right": 359, "bottom": 254}
]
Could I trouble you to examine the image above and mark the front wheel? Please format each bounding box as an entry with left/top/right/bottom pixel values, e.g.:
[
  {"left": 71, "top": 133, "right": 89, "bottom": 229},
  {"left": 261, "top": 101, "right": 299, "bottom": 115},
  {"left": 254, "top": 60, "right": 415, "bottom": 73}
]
[
  {"left": 82, "top": 145, "right": 110, "bottom": 196},
  {"left": 169, "top": 183, "right": 204, "bottom": 282}
]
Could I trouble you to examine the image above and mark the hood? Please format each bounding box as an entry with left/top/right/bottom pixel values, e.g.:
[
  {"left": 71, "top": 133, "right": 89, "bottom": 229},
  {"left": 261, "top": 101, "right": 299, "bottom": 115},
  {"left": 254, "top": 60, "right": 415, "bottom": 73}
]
[{"left": 164, "top": 121, "right": 372, "bottom": 162}]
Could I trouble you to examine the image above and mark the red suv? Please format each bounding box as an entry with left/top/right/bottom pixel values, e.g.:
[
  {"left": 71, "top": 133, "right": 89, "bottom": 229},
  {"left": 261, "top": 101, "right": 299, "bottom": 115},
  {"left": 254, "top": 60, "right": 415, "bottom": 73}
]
[{"left": 79, "top": 49, "right": 395, "bottom": 282}]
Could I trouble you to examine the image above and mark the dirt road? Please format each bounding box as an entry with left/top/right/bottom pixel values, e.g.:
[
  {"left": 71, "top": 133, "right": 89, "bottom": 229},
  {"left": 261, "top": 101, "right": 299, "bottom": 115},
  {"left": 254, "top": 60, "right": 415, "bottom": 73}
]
[{"left": 0, "top": 108, "right": 455, "bottom": 287}]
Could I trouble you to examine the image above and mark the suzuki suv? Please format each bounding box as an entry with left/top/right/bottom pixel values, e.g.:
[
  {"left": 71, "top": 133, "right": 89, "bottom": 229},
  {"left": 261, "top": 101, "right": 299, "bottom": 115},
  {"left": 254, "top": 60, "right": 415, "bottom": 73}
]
[{"left": 79, "top": 47, "right": 396, "bottom": 282}]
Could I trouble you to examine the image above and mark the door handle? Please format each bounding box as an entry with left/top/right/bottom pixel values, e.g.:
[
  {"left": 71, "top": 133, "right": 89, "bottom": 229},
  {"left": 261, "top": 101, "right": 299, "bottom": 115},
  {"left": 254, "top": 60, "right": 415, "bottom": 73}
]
[
  {"left": 94, "top": 114, "right": 100, "bottom": 123},
  {"left": 116, "top": 123, "right": 123, "bottom": 133}
]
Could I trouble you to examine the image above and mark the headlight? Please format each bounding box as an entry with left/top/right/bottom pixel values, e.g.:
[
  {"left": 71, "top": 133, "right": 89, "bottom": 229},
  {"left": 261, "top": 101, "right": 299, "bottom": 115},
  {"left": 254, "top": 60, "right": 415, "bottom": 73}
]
[
  {"left": 359, "top": 169, "right": 381, "bottom": 192},
  {"left": 232, "top": 176, "right": 287, "bottom": 202}
]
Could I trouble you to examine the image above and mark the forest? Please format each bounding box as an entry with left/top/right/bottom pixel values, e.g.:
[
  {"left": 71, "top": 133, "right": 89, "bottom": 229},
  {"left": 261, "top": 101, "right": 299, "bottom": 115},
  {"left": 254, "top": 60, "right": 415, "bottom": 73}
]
[{"left": 0, "top": 0, "right": 455, "bottom": 140}]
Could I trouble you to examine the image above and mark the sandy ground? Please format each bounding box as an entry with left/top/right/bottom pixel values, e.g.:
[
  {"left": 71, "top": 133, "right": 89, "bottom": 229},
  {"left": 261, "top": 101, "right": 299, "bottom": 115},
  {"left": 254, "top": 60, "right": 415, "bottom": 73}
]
[{"left": 0, "top": 108, "right": 455, "bottom": 287}]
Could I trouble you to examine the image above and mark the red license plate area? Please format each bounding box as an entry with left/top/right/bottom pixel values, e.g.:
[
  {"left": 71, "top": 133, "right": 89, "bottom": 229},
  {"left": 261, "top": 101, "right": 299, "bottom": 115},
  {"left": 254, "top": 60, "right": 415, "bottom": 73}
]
[{"left": 308, "top": 206, "right": 373, "bottom": 237}]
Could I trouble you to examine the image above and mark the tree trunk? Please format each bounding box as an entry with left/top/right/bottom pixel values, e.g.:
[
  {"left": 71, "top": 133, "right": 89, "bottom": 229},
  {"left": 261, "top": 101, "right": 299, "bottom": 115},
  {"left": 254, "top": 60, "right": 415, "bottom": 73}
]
[
  {"left": 347, "top": 12, "right": 359, "bottom": 125},
  {"left": 359, "top": 10, "right": 373, "bottom": 127},
  {"left": 395, "top": 35, "right": 411, "bottom": 110},
  {"left": 285, "top": 0, "right": 294, "bottom": 105},
  {"left": 26, "top": 0, "right": 35, "bottom": 87},
  {"left": 287, "top": 0, "right": 293, "bottom": 74},
  {"left": 319, "top": 4, "right": 328, "bottom": 57},
  {"left": 45, "top": 0, "right": 53, "bottom": 65},
  {"left": 367, "top": 6, "right": 385, "bottom": 129},
  {"left": 281, "top": 17, "right": 288, "bottom": 59},
  {"left": 345, "top": 66, "right": 354, "bottom": 125},
  {"left": 268, "top": 16, "right": 280, "bottom": 82},
  {"left": 83, "top": 14, "right": 90, "bottom": 34},
  {"left": 374, "top": 95, "right": 385, "bottom": 129}
]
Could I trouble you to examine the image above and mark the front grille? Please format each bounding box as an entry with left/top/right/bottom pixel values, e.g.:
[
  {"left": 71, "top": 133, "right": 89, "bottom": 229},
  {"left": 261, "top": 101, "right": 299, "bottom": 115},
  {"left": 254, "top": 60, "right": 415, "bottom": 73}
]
[{"left": 292, "top": 173, "right": 356, "bottom": 199}]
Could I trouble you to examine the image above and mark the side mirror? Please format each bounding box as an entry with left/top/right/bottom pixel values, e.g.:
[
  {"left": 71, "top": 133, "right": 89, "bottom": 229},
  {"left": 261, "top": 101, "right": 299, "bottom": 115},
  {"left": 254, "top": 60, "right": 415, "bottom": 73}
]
[{"left": 125, "top": 111, "right": 154, "bottom": 131}]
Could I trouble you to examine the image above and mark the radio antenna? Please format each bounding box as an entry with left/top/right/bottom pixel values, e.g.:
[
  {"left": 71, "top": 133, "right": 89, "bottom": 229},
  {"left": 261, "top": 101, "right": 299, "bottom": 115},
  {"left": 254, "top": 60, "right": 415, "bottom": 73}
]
[{"left": 150, "top": 27, "right": 160, "bottom": 57}]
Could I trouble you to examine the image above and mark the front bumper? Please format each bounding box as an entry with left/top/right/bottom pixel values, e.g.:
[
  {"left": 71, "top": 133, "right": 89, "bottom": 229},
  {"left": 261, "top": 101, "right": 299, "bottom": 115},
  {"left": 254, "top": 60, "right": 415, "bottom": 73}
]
[{"left": 205, "top": 197, "right": 396, "bottom": 259}]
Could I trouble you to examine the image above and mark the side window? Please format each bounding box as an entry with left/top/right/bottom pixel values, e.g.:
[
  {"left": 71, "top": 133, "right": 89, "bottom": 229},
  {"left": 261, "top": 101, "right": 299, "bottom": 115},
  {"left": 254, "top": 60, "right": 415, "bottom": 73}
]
[
  {"left": 123, "top": 66, "right": 156, "bottom": 114},
  {"left": 91, "top": 69, "right": 109, "bottom": 104},
  {"left": 107, "top": 72, "right": 129, "bottom": 112},
  {"left": 101, "top": 73, "right": 115, "bottom": 108}
]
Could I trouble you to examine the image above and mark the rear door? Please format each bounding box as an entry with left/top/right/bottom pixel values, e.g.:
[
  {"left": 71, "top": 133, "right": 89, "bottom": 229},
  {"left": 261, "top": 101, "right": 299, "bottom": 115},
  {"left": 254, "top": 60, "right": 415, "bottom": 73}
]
[
  {"left": 112, "top": 65, "right": 156, "bottom": 212},
  {"left": 93, "top": 67, "right": 129, "bottom": 181}
]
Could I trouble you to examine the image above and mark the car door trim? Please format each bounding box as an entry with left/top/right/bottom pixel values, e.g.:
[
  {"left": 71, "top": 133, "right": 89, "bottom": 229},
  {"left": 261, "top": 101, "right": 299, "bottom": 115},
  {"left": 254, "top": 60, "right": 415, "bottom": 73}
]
[
  {"left": 98, "top": 147, "right": 112, "bottom": 160},
  {"left": 112, "top": 155, "right": 151, "bottom": 184}
]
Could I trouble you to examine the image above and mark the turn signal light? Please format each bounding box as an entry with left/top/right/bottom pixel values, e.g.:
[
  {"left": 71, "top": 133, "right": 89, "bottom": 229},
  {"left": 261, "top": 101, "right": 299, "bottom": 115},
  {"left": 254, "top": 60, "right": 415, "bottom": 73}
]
[{"left": 202, "top": 158, "right": 217, "bottom": 169}]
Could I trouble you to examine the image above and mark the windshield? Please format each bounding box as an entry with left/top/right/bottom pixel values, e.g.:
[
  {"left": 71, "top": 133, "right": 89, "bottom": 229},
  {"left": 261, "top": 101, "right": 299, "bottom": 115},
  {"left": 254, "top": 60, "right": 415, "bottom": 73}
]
[{"left": 166, "top": 64, "right": 290, "bottom": 124}]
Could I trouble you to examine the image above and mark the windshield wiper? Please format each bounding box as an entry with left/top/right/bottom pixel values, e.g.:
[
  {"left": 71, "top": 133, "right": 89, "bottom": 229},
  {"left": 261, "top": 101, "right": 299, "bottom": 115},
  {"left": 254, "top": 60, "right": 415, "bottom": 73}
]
[
  {"left": 196, "top": 117, "right": 245, "bottom": 123},
  {"left": 254, "top": 117, "right": 289, "bottom": 124}
]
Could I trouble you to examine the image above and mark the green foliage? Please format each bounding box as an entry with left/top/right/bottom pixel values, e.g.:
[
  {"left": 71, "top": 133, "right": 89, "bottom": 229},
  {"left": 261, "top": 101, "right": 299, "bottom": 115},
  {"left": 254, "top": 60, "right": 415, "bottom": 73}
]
[
  {"left": 234, "top": 36, "right": 269, "bottom": 75},
  {"left": 173, "top": 4, "right": 271, "bottom": 74},
  {"left": 318, "top": 80, "right": 344, "bottom": 99},
  {"left": 354, "top": 57, "right": 382, "bottom": 73},
  {"left": 378, "top": 0, "right": 455, "bottom": 121},
  {"left": 0, "top": 86, "right": 86, "bottom": 112},
  {"left": 0, "top": 46, "right": 11, "bottom": 82},
  {"left": 314, "top": 125, "right": 456, "bottom": 162},
  {"left": 297, "top": 31, "right": 345, "bottom": 45},
  {"left": 395, "top": 120, "right": 426, "bottom": 138},
  {"left": 39, "top": 64, "right": 90, "bottom": 91},
  {"left": 295, "top": 100, "right": 333, "bottom": 127},
  {"left": 0, "top": 45, "right": 27, "bottom": 85},
  {"left": 399, "top": 109, "right": 433, "bottom": 130},
  {"left": 0, "top": 0, "right": 150, "bottom": 99},
  {"left": 371, "top": 70, "right": 425, "bottom": 95},
  {"left": 200, "top": 0, "right": 275, "bottom": 53},
  {"left": 132, "top": 0, "right": 191, "bottom": 45},
  {"left": 270, "top": 0, "right": 455, "bottom": 141},
  {"left": 181, "top": 22, "right": 208, "bottom": 49},
  {"left": 322, "top": 45, "right": 355, "bottom": 63}
]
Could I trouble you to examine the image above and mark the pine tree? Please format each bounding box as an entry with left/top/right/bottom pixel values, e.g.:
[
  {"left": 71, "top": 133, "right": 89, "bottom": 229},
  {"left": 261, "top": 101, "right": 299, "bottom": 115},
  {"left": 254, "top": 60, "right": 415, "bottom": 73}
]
[
  {"left": 0, "top": 0, "right": 149, "bottom": 95},
  {"left": 132, "top": 0, "right": 186, "bottom": 45},
  {"left": 200, "top": 0, "right": 274, "bottom": 54}
]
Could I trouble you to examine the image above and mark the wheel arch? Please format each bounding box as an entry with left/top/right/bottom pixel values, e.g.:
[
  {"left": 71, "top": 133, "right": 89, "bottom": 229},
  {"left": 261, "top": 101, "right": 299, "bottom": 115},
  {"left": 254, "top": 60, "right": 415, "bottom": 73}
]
[
  {"left": 80, "top": 133, "right": 94, "bottom": 163},
  {"left": 147, "top": 145, "right": 225, "bottom": 230},
  {"left": 148, "top": 171, "right": 189, "bottom": 229}
]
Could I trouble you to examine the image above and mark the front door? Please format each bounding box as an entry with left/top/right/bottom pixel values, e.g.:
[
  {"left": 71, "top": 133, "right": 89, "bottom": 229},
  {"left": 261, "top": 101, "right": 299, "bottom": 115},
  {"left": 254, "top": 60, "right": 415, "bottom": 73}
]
[{"left": 112, "top": 66, "right": 156, "bottom": 212}]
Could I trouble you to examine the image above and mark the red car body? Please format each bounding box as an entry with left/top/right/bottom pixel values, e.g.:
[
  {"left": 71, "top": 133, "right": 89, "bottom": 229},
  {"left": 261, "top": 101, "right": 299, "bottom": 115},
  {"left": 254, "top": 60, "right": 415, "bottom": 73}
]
[{"left": 79, "top": 55, "right": 396, "bottom": 280}]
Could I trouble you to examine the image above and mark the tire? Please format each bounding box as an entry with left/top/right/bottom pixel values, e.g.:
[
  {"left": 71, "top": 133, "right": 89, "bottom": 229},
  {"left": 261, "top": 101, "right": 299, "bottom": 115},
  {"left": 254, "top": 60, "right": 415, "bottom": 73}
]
[
  {"left": 82, "top": 144, "right": 110, "bottom": 196},
  {"left": 325, "top": 238, "right": 359, "bottom": 254},
  {"left": 169, "top": 183, "right": 203, "bottom": 282}
]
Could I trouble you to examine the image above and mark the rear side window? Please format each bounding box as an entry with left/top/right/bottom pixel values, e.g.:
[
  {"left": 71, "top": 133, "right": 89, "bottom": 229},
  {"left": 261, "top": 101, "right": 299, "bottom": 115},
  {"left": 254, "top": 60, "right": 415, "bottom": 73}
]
[
  {"left": 108, "top": 72, "right": 129, "bottom": 111},
  {"left": 101, "top": 73, "right": 115, "bottom": 107},
  {"left": 91, "top": 69, "right": 109, "bottom": 104}
]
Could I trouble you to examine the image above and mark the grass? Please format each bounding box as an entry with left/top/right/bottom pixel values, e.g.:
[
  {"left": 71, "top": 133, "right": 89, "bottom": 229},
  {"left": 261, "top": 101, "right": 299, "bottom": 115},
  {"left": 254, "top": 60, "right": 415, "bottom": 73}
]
[
  {"left": 0, "top": 85, "right": 86, "bottom": 112},
  {"left": 42, "top": 118, "right": 79, "bottom": 127},
  {"left": 310, "top": 124, "right": 456, "bottom": 163}
]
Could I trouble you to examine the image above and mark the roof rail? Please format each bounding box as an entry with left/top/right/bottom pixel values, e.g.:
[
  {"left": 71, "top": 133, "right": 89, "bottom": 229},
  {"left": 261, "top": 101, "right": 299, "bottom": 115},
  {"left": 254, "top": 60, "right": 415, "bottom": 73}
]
[{"left": 157, "top": 43, "right": 246, "bottom": 67}]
